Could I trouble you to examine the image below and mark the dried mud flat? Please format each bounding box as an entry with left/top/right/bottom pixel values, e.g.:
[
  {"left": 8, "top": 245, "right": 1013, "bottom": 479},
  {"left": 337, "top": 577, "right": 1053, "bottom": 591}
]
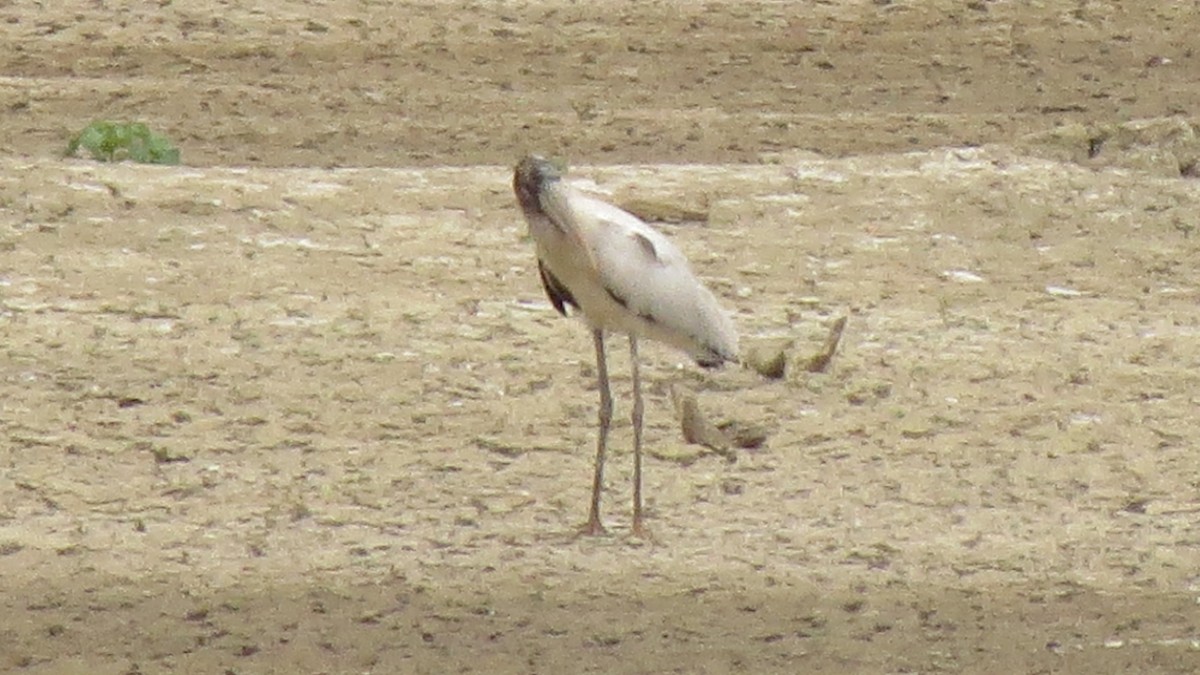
[{"left": 2, "top": 1, "right": 1200, "bottom": 674}]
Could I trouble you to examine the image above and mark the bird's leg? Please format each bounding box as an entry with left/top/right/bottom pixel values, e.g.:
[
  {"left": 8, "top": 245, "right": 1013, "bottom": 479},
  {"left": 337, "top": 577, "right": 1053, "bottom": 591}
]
[
  {"left": 581, "top": 328, "right": 610, "bottom": 536},
  {"left": 629, "top": 336, "right": 653, "bottom": 540}
]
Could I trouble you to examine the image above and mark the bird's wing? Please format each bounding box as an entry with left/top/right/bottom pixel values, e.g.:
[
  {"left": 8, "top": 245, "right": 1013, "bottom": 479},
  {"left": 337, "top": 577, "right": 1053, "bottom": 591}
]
[
  {"left": 572, "top": 194, "right": 691, "bottom": 312},
  {"left": 564, "top": 191, "right": 739, "bottom": 362}
]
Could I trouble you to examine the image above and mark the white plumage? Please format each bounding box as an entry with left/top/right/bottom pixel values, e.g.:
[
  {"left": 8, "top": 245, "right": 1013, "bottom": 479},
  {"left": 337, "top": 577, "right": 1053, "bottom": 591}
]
[{"left": 513, "top": 155, "right": 739, "bottom": 536}]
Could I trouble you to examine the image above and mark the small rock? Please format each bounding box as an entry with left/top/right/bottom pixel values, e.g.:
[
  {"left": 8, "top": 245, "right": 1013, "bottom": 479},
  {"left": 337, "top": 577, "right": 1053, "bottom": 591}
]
[
  {"left": 804, "top": 316, "right": 848, "bottom": 373},
  {"left": 745, "top": 342, "right": 788, "bottom": 379},
  {"left": 1046, "top": 285, "right": 1083, "bottom": 297},
  {"left": 718, "top": 421, "right": 770, "bottom": 449},
  {"left": 146, "top": 443, "right": 190, "bottom": 464},
  {"left": 670, "top": 385, "right": 734, "bottom": 460},
  {"left": 645, "top": 444, "right": 706, "bottom": 465},
  {"left": 619, "top": 198, "right": 708, "bottom": 224},
  {"left": 942, "top": 269, "right": 985, "bottom": 283}
]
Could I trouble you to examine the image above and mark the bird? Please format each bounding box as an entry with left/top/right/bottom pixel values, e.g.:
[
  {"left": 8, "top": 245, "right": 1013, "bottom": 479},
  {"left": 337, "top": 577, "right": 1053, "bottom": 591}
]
[{"left": 512, "top": 155, "right": 739, "bottom": 537}]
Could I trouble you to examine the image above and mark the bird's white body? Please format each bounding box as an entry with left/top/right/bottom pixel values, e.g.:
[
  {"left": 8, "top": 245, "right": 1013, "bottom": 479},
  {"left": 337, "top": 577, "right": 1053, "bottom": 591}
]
[{"left": 527, "top": 171, "right": 739, "bottom": 366}]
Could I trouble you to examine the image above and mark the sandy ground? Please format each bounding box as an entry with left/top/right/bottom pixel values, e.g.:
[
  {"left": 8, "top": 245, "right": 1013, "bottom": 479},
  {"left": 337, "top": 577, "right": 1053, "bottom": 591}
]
[{"left": 2, "top": 1, "right": 1199, "bottom": 673}]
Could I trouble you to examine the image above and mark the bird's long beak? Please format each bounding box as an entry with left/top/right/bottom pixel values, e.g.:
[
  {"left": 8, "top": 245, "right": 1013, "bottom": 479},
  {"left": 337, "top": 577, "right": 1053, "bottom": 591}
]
[{"left": 539, "top": 180, "right": 600, "bottom": 271}]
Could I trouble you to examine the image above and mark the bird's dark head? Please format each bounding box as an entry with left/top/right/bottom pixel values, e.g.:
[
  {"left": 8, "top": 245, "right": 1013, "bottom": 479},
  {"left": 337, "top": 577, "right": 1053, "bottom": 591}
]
[{"left": 513, "top": 155, "right": 564, "bottom": 215}]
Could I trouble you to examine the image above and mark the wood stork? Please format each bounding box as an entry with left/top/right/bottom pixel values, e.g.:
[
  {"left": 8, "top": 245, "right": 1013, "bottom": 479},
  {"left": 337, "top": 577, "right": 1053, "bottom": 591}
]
[{"left": 513, "top": 155, "right": 738, "bottom": 537}]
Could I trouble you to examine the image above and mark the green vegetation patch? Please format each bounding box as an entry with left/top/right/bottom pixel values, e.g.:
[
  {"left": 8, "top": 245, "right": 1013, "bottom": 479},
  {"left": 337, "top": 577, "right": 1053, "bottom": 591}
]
[{"left": 65, "top": 121, "right": 181, "bottom": 165}]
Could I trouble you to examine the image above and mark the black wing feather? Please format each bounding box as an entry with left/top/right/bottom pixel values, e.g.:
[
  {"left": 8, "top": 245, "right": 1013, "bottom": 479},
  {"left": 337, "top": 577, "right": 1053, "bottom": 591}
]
[{"left": 538, "top": 259, "right": 578, "bottom": 317}]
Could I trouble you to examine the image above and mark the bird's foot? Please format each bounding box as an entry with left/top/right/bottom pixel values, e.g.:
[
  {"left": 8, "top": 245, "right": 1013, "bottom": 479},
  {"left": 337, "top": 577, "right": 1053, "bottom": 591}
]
[
  {"left": 631, "top": 518, "right": 658, "bottom": 543},
  {"left": 575, "top": 515, "right": 607, "bottom": 538}
]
